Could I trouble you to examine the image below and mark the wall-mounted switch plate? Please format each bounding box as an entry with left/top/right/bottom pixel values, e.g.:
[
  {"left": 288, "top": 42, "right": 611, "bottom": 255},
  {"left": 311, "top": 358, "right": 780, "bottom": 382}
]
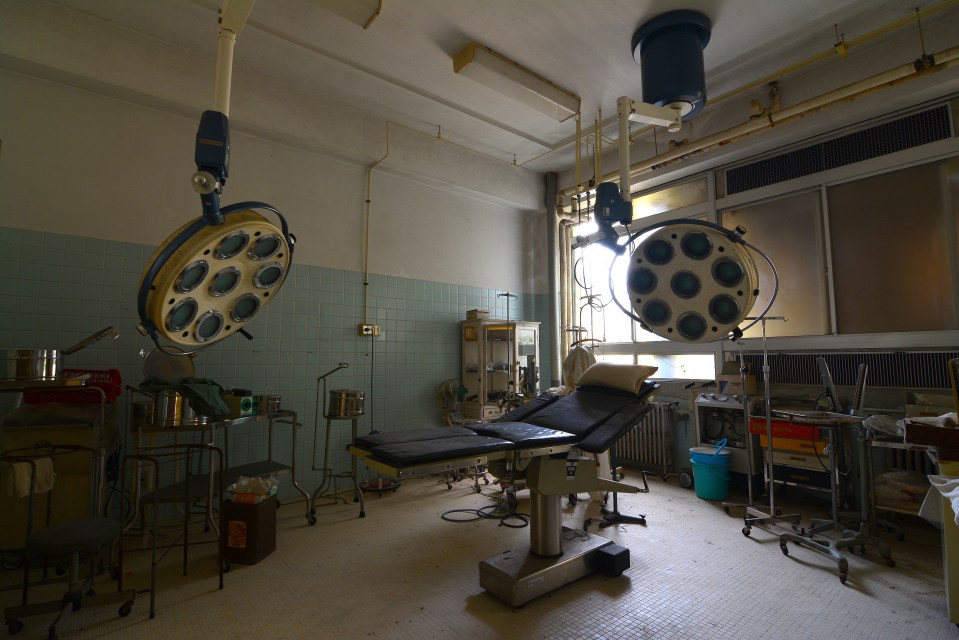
[{"left": 358, "top": 323, "right": 381, "bottom": 336}]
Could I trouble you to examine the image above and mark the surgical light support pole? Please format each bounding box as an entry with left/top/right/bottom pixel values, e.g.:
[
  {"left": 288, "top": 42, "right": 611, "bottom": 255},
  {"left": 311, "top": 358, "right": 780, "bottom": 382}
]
[
  {"left": 192, "top": 0, "right": 255, "bottom": 225},
  {"left": 616, "top": 96, "right": 683, "bottom": 200}
]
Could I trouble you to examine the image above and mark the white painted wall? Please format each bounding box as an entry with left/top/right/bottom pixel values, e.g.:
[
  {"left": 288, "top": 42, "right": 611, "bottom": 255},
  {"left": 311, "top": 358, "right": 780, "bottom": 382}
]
[{"left": 0, "top": 1, "right": 547, "bottom": 294}]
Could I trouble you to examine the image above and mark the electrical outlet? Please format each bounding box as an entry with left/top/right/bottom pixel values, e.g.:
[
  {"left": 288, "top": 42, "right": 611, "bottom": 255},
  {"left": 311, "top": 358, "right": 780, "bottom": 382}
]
[{"left": 358, "top": 323, "right": 380, "bottom": 336}]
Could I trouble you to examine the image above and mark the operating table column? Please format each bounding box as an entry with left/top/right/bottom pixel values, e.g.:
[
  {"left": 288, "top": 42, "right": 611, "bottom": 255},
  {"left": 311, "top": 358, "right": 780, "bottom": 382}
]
[{"left": 529, "top": 492, "right": 563, "bottom": 557}]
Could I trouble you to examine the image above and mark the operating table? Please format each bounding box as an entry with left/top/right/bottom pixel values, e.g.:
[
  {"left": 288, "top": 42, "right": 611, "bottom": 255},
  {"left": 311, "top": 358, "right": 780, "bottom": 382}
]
[{"left": 347, "top": 382, "right": 659, "bottom": 606}]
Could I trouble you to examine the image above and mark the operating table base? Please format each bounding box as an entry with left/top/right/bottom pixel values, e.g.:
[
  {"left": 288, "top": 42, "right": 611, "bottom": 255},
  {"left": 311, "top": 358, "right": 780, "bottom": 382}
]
[{"left": 479, "top": 526, "right": 620, "bottom": 607}]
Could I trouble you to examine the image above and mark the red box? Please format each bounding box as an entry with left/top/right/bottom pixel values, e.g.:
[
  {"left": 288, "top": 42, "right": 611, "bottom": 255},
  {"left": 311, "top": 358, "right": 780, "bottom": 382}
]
[
  {"left": 23, "top": 369, "right": 122, "bottom": 404},
  {"left": 749, "top": 417, "right": 823, "bottom": 440}
]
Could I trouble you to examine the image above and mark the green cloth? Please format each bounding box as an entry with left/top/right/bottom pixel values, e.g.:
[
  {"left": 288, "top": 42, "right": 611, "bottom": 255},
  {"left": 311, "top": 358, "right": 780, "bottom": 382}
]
[{"left": 140, "top": 377, "right": 230, "bottom": 418}]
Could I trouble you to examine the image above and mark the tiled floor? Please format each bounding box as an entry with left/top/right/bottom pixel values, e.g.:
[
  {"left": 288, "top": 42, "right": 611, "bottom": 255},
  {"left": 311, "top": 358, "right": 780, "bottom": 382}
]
[{"left": 2, "top": 474, "right": 955, "bottom": 639}]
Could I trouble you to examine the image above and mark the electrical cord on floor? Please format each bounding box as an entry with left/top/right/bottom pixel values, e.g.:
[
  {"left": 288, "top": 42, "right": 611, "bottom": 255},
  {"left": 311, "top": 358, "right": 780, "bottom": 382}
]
[{"left": 441, "top": 503, "right": 530, "bottom": 528}]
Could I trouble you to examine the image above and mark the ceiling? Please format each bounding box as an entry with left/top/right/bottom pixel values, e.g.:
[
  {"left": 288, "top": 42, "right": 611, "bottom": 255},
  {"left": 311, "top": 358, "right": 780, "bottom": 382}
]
[{"left": 46, "top": 0, "right": 959, "bottom": 175}]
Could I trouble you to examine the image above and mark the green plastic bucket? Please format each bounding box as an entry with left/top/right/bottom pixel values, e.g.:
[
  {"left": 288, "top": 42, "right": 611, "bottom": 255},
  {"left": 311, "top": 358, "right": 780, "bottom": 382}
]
[{"left": 689, "top": 438, "right": 731, "bottom": 501}]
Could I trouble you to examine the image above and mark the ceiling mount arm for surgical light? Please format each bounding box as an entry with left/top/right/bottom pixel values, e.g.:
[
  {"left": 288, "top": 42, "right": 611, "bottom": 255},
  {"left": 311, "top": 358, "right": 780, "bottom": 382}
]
[{"left": 191, "top": 0, "right": 254, "bottom": 224}]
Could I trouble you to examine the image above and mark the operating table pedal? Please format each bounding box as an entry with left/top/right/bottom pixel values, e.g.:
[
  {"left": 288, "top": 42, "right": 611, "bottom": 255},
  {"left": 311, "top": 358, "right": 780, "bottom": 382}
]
[{"left": 593, "top": 543, "right": 630, "bottom": 577}]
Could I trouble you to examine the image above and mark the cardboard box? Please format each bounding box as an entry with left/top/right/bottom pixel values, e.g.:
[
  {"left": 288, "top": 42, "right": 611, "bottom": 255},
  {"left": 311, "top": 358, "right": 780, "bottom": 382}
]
[
  {"left": 716, "top": 374, "right": 757, "bottom": 396},
  {"left": 466, "top": 309, "right": 490, "bottom": 320},
  {"left": 223, "top": 495, "right": 276, "bottom": 564}
]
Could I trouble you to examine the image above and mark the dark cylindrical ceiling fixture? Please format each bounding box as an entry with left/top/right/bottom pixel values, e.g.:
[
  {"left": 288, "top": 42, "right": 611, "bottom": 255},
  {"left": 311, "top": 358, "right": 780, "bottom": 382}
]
[{"left": 632, "top": 10, "right": 711, "bottom": 120}]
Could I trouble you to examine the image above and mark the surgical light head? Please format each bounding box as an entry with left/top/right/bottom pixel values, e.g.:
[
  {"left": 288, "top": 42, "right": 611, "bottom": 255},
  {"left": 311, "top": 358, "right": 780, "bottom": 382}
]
[
  {"left": 625, "top": 222, "right": 759, "bottom": 343},
  {"left": 137, "top": 206, "right": 293, "bottom": 348}
]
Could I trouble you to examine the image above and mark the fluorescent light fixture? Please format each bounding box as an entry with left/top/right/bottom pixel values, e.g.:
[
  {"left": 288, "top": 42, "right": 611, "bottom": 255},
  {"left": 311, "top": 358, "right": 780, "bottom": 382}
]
[{"left": 453, "top": 42, "right": 580, "bottom": 122}]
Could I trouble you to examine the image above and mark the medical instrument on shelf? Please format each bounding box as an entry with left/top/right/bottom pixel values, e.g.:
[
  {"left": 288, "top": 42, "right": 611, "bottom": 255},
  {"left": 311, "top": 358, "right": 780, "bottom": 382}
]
[{"left": 310, "top": 363, "right": 365, "bottom": 523}]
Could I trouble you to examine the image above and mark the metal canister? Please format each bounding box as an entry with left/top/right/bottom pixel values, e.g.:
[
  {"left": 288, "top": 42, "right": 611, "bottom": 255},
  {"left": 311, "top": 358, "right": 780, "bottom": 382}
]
[
  {"left": 2, "top": 349, "right": 60, "bottom": 381},
  {"left": 328, "top": 389, "right": 365, "bottom": 418},
  {"left": 155, "top": 390, "right": 184, "bottom": 427},
  {"left": 258, "top": 394, "right": 281, "bottom": 415}
]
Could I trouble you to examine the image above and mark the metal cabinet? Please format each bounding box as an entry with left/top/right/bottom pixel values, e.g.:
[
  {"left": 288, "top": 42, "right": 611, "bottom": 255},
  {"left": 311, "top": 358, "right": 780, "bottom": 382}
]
[{"left": 461, "top": 319, "right": 539, "bottom": 421}]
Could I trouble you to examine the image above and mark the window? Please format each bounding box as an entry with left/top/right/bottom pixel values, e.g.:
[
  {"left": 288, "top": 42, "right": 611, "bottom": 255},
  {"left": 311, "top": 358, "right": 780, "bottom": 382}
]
[
  {"left": 827, "top": 159, "right": 959, "bottom": 333},
  {"left": 720, "top": 190, "right": 829, "bottom": 338}
]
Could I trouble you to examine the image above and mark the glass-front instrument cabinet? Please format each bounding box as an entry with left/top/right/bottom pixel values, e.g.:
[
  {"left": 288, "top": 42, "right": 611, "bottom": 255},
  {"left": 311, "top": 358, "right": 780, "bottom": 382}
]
[{"left": 461, "top": 319, "right": 540, "bottom": 421}]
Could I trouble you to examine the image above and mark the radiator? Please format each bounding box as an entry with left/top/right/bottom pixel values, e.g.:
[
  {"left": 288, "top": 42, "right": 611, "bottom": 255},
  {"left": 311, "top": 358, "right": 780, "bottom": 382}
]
[
  {"left": 878, "top": 447, "right": 937, "bottom": 476},
  {"left": 617, "top": 402, "right": 674, "bottom": 477}
]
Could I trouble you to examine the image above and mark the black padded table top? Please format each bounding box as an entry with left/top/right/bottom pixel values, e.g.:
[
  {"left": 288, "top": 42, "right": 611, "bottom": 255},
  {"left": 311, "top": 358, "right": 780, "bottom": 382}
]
[
  {"left": 369, "top": 435, "right": 514, "bottom": 467},
  {"left": 469, "top": 422, "right": 577, "bottom": 447},
  {"left": 354, "top": 426, "right": 476, "bottom": 449}
]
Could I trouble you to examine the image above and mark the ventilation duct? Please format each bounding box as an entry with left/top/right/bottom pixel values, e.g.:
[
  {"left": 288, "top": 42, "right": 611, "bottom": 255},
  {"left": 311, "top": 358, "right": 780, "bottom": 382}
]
[{"left": 725, "top": 105, "right": 953, "bottom": 195}]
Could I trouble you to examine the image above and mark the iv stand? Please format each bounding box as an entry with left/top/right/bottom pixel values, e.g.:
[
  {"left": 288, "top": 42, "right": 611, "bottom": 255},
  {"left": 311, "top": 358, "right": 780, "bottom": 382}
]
[{"left": 738, "top": 316, "right": 802, "bottom": 536}]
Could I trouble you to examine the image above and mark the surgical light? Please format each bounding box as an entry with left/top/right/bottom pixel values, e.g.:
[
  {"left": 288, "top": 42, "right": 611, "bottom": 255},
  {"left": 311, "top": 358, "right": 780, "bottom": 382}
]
[
  {"left": 453, "top": 42, "right": 581, "bottom": 122},
  {"left": 625, "top": 223, "right": 760, "bottom": 342},
  {"left": 136, "top": 0, "right": 295, "bottom": 352}
]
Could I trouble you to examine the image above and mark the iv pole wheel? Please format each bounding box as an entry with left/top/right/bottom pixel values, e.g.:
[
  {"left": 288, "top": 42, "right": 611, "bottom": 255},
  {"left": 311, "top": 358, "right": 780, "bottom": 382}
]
[
  {"left": 742, "top": 526, "right": 751, "bottom": 537},
  {"left": 779, "top": 541, "right": 789, "bottom": 556},
  {"left": 307, "top": 515, "right": 317, "bottom": 526}
]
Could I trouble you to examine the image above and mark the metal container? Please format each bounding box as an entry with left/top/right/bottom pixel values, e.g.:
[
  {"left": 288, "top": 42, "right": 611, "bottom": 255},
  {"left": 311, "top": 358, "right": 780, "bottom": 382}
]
[
  {"left": 327, "top": 389, "right": 365, "bottom": 418},
  {"left": 2, "top": 349, "right": 60, "bottom": 381},
  {"left": 258, "top": 394, "right": 281, "bottom": 415},
  {"left": 181, "top": 398, "right": 208, "bottom": 425},
  {"left": 155, "top": 390, "right": 184, "bottom": 427}
]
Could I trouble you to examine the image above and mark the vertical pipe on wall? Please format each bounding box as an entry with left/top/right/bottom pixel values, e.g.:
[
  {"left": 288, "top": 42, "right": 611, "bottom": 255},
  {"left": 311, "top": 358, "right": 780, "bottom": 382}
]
[
  {"left": 545, "top": 172, "right": 561, "bottom": 387},
  {"left": 363, "top": 122, "right": 391, "bottom": 321}
]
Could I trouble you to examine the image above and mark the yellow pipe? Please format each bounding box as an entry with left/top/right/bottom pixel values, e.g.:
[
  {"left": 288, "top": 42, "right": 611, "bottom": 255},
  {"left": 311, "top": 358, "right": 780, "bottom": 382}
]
[{"left": 561, "top": 43, "right": 959, "bottom": 197}]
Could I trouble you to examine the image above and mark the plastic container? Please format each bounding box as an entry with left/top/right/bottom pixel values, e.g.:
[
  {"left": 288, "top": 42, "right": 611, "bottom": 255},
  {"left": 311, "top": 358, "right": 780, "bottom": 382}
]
[
  {"left": 22, "top": 368, "right": 122, "bottom": 404},
  {"left": 689, "top": 438, "right": 732, "bottom": 501}
]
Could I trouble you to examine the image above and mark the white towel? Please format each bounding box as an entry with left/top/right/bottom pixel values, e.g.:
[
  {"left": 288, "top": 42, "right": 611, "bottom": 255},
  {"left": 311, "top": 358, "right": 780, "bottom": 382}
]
[
  {"left": 928, "top": 475, "right": 959, "bottom": 527},
  {"left": 562, "top": 345, "right": 596, "bottom": 392},
  {"left": 5, "top": 458, "right": 57, "bottom": 499}
]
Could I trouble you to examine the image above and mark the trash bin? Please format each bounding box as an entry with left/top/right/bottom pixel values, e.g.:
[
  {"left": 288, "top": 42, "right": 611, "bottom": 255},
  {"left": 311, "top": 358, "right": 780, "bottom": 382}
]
[
  {"left": 689, "top": 438, "right": 732, "bottom": 501},
  {"left": 223, "top": 495, "right": 277, "bottom": 564}
]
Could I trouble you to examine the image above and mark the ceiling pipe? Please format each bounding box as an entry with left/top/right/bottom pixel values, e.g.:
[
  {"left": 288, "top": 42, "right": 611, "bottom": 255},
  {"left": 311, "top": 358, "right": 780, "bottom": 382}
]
[{"left": 560, "top": 43, "right": 959, "bottom": 199}]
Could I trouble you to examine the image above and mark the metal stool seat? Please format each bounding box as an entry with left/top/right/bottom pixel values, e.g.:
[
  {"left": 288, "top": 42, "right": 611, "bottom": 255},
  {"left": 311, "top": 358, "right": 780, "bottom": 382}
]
[{"left": 27, "top": 518, "right": 121, "bottom": 557}]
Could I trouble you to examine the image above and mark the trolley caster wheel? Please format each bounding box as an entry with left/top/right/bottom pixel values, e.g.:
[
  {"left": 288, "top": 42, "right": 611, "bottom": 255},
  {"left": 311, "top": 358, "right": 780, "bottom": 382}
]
[
  {"left": 742, "top": 526, "right": 751, "bottom": 537},
  {"left": 359, "top": 510, "right": 366, "bottom": 518},
  {"left": 779, "top": 541, "right": 789, "bottom": 556},
  {"left": 483, "top": 477, "right": 489, "bottom": 485},
  {"left": 678, "top": 470, "right": 693, "bottom": 489},
  {"left": 446, "top": 483, "right": 452, "bottom": 490},
  {"left": 7, "top": 619, "right": 23, "bottom": 635},
  {"left": 118, "top": 601, "right": 133, "bottom": 617},
  {"left": 859, "top": 545, "right": 866, "bottom": 555},
  {"left": 839, "top": 558, "right": 849, "bottom": 584},
  {"left": 307, "top": 515, "right": 317, "bottom": 526},
  {"left": 723, "top": 506, "right": 730, "bottom": 514},
  {"left": 223, "top": 561, "right": 232, "bottom": 573},
  {"left": 885, "top": 557, "right": 896, "bottom": 568},
  {"left": 568, "top": 493, "right": 578, "bottom": 506}
]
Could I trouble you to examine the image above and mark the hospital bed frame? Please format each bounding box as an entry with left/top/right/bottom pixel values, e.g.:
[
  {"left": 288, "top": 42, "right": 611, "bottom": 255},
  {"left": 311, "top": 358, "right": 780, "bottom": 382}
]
[{"left": 348, "top": 383, "right": 659, "bottom": 606}]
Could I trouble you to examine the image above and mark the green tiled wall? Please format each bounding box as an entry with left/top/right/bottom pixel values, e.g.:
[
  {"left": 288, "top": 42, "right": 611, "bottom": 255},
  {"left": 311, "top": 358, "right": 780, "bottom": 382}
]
[{"left": 0, "top": 226, "right": 552, "bottom": 498}]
